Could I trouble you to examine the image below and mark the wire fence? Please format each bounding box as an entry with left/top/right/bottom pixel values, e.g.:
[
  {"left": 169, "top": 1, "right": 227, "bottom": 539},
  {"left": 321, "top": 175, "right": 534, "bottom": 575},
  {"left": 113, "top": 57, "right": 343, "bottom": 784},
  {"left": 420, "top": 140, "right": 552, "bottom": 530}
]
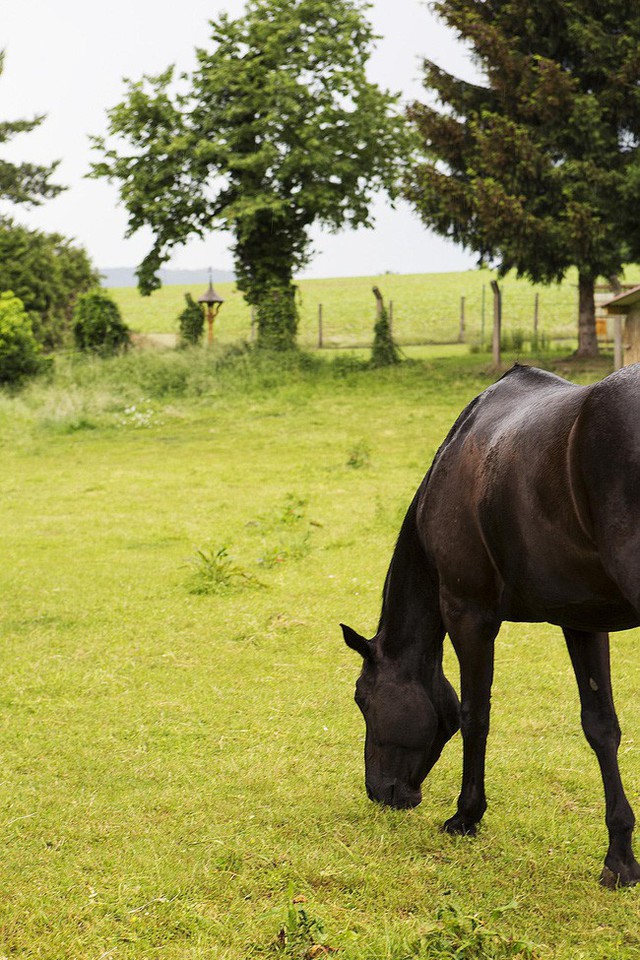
[{"left": 289, "top": 280, "right": 580, "bottom": 351}]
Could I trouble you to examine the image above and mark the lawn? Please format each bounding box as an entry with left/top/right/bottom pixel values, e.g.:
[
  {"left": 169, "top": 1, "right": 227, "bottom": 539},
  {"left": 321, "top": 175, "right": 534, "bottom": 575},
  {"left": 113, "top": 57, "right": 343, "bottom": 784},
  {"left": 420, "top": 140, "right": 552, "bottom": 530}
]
[
  {"left": 0, "top": 348, "right": 638, "bottom": 958},
  {"left": 108, "top": 265, "right": 640, "bottom": 352}
]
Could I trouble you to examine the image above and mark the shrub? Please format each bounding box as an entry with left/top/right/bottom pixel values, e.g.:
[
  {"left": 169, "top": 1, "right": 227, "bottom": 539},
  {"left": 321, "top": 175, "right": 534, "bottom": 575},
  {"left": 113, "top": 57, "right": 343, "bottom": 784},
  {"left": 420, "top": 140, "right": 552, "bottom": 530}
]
[
  {"left": 0, "top": 291, "right": 42, "bottom": 385},
  {"left": 73, "top": 291, "right": 130, "bottom": 355},
  {"left": 0, "top": 218, "right": 99, "bottom": 350},
  {"left": 178, "top": 293, "right": 205, "bottom": 346}
]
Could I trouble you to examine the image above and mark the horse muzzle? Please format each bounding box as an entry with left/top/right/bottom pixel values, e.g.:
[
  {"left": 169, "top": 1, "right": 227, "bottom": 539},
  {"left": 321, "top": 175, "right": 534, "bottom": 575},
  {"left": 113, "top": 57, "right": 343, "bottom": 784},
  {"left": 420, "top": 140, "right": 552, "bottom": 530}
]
[{"left": 366, "top": 779, "right": 422, "bottom": 810}]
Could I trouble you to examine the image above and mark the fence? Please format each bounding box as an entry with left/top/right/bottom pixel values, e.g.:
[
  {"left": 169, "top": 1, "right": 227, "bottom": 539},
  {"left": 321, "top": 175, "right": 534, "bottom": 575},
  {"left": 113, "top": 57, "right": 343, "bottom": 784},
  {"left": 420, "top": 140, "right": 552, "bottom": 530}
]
[{"left": 287, "top": 280, "right": 580, "bottom": 351}]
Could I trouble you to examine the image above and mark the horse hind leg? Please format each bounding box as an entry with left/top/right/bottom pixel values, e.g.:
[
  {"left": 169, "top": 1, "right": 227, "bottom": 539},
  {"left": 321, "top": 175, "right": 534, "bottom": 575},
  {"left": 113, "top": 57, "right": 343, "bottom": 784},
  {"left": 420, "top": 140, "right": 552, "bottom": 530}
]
[{"left": 563, "top": 628, "right": 640, "bottom": 888}]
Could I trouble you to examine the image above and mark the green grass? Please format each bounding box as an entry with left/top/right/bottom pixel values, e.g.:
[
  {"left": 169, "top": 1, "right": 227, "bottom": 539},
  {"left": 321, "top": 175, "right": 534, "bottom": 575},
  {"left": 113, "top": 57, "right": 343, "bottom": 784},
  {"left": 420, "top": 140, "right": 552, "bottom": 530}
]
[
  {"left": 108, "top": 265, "right": 640, "bottom": 351},
  {"left": 0, "top": 348, "right": 638, "bottom": 958}
]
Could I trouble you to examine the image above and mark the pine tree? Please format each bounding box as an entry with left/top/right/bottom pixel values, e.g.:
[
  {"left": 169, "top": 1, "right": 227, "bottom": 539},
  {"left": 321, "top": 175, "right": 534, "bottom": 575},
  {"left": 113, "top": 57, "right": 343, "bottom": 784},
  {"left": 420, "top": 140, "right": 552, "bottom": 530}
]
[
  {"left": 0, "top": 51, "right": 64, "bottom": 208},
  {"left": 405, "top": 0, "right": 640, "bottom": 357}
]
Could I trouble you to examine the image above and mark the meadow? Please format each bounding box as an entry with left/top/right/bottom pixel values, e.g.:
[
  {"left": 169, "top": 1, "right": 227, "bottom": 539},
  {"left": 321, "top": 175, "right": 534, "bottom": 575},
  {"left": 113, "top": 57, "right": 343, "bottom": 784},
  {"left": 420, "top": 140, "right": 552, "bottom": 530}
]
[
  {"left": 108, "top": 265, "right": 640, "bottom": 351},
  {"left": 0, "top": 343, "right": 638, "bottom": 958}
]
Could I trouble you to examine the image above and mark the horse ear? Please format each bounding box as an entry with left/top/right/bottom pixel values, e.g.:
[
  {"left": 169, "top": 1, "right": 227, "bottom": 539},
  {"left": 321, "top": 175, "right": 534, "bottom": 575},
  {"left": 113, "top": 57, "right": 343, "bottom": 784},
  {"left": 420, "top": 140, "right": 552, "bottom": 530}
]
[{"left": 341, "top": 623, "right": 372, "bottom": 660}]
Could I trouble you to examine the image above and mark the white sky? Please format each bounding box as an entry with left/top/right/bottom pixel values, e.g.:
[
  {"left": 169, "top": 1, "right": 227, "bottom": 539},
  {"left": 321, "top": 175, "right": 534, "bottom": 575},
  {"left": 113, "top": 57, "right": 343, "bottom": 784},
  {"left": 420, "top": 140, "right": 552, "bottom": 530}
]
[{"left": 1, "top": 0, "right": 478, "bottom": 278}]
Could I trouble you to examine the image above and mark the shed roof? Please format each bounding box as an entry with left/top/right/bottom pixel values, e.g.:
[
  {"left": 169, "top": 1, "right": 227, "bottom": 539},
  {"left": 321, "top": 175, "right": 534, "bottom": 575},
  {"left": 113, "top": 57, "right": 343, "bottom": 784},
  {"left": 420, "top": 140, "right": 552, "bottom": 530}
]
[{"left": 603, "top": 284, "right": 640, "bottom": 313}]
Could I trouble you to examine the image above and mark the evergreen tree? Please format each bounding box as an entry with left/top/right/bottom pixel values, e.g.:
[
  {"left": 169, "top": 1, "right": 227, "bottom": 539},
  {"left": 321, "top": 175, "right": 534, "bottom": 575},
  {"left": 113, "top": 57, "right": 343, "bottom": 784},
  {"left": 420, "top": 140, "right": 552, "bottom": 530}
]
[
  {"left": 0, "top": 51, "right": 64, "bottom": 208},
  {"left": 91, "top": 0, "right": 408, "bottom": 350},
  {"left": 405, "top": 1, "right": 640, "bottom": 357}
]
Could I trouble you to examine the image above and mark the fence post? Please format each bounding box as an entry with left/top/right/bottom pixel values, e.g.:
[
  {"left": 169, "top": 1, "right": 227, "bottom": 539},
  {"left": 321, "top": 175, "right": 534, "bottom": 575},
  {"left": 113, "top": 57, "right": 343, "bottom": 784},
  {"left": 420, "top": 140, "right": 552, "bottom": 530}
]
[
  {"left": 490, "top": 280, "right": 502, "bottom": 369},
  {"left": 250, "top": 306, "right": 256, "bottom": 341},
  {"left": 388, "top": 300, "right": 394, "bottom": 336},
  {"left": 533, "top": 292, "right": 539, "bottom": 342},
  {"left": 318, "top": 303, "right": 323, "bottom": 349},
  {"left": 459, "top": 296, "right": 466, "bottom": 343},
  {"left": 481, "top": 284, "right": 486, "bottom": 344},
  {"left": 614, "top": 315, "right": 624, "bottom": 369}
]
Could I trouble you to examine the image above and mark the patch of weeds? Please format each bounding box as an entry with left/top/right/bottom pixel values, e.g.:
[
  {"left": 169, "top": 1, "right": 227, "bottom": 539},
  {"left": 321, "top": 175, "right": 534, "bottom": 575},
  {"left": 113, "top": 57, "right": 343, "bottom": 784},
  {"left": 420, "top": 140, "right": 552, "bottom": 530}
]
[
  {"left": 259, "top": 531, "right": 312, "bottom": 568},
  {"left": 279, "top": 494, "right": 309, "bottom": 525},
  {"left": 185, "top": 545, "right": 262, "bottom": 595},
  {"left": 346, "top": 440, "right": 371, "bottom": 469},
  {"left": 408, "top": 901, "right": 539, "bottom": 959},
  {"left": 274, "top": 893, "right": 335, "bottom": 959},
  {"left": 251, "top": 494, "right": 320, "bottom": 568}
]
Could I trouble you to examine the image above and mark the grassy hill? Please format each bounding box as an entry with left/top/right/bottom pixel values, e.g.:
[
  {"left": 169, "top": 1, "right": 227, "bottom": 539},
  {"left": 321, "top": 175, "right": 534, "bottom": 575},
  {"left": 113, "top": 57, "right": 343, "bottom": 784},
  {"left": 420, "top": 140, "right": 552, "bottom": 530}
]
[{"left": 108, "top": 266, "right": 640, "bottom": 350}]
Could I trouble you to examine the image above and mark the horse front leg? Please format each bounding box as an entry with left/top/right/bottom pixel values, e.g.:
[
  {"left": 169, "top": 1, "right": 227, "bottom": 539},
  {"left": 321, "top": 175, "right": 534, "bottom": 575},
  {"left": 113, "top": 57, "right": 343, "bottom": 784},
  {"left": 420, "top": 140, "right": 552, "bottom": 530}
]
[
  {"left": 441, "top": 598, "right": 500, "bottom": 836},
  {"left": 563, "top": 628, "right": 639, "bottom": 888}
]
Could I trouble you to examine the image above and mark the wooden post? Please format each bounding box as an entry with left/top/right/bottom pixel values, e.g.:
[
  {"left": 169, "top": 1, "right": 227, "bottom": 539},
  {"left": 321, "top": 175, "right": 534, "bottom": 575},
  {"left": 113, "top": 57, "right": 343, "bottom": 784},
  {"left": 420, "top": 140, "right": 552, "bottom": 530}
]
[
  {"left": 372, "top": 286, "right": 384, "bottom": 318},
  {"left": 459, "top": 296, "right": 466, "bottom": 343},
  {"left": 318, "top": 304, "right": 323, "bottom": 349},
  {"left": 533, "top": 292, "right": 539, "bottom": 341},
  {"left": 490, "top": 280, "right": 502, "bottom": 369},
  {"left": 614, "top": 315, "right": 623, "bottom": 370},
  {"left": 388, "top": 300, "right": 393, "bottom": 335},
  {"left": 250, "top": 306, "right": 256, "bottom": 341},
  {"left": 625, "top": 305, "right": 640, "bottom": 364}
]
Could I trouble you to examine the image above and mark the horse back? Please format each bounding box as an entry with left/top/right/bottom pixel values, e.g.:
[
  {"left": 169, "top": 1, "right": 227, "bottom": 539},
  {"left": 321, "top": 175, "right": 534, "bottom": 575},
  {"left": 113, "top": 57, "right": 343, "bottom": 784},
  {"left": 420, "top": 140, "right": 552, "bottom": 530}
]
[{"left": 418, "top": 364, "right": 640, "bottom": 631}]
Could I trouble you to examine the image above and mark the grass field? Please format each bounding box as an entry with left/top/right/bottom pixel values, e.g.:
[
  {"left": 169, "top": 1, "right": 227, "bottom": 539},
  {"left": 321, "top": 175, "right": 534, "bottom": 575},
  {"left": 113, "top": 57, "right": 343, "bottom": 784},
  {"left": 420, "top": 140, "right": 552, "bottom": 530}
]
[
  {"left": 108, "top": 266, "right": 640, "bottom": 351},
  {"left": 0, "top": 348, "right": 638, "bottom": 958}
]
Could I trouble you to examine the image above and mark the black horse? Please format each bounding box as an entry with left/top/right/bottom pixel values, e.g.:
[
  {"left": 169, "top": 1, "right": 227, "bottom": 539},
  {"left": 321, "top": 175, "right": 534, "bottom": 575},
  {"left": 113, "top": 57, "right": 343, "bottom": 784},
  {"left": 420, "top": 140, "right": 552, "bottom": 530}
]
[{"left": 342, "top": 363, "right": 640, "bottom": 887}]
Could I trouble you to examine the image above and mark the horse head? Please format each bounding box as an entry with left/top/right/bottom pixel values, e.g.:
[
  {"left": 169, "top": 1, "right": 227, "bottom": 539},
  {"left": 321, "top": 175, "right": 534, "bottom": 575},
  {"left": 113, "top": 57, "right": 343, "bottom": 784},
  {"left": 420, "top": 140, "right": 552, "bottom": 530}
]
[{"left": 342, "top": 623, "right": 460, "bottom": 810}]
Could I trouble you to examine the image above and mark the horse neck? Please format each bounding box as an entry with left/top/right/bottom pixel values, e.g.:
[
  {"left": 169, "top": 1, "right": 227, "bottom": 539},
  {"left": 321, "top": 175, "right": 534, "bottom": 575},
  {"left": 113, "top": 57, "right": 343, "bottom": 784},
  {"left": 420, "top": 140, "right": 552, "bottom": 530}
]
[{"left": 377, "top": 495, "right": 444, "bottom": 680}]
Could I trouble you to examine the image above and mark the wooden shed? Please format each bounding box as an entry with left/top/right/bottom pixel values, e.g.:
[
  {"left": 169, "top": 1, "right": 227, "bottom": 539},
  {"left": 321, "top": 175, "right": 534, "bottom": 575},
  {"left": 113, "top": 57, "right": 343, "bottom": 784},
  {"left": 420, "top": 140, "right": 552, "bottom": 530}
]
[{"left": 603, "top": 284, "right": 640, "bottom": 367}]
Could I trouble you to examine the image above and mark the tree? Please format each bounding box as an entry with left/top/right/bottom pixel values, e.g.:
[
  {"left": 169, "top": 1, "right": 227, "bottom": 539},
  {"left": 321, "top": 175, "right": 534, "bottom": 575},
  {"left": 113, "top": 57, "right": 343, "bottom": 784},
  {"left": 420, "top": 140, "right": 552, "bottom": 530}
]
[
  {"left": 0, "top": 219, "right": 100, "bottom": 350},
  {"left": 405, "top": 0, "right": 640, "bottom": 357},
  {"left": 0, "top": 51, "right": 64, "bottom": 208},
  {"left": 91, "top": 0, "right": 407, "bottom": 349}
]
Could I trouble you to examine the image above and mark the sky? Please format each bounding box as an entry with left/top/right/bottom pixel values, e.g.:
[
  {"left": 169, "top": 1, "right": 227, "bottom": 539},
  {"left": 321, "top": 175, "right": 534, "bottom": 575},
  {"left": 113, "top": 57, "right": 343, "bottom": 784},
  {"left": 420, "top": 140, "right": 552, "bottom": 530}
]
[{"left": 1, "top": 0, "right": 479, "bottom": 279}]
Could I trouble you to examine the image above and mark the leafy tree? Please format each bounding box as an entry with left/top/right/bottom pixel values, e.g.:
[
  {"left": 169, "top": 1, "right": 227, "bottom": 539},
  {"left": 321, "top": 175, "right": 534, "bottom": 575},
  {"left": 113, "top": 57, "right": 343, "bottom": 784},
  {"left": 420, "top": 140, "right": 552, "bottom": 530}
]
[
  {"left": 72, "top": 291, "right": 130, "bottom": 355},
  {"left": 0, "top": 291, "right": 42, "bottom": 385},
  {"left": 178, "top": 293, "right": 205, "bottom": 346},
  {"left": 0, "top": 219, "right": 100, "bottom": 350},
  {"left": 405, "top": 0, "right": 640, "bottom": 357},
  {"left": 91, "top": 0, "right": 408, "bottom": 349},
  {"left": 0, "top": 51, "right": 64, "bottom": 208}
]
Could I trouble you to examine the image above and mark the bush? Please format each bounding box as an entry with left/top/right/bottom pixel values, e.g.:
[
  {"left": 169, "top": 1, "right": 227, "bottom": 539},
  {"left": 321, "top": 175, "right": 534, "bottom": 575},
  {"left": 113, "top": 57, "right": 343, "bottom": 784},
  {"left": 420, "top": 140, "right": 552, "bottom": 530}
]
[
  {"left": 73, "top": 291, "right": 130, "bottom": 355},
  {"left": 0, "top": 218, "right": 100, "bottom": 350},
  {"left": 0, "top": 291, "right": 43, "bottom": 385},
  {"left": 178, "top": 293, "right": 205, "bottom": 346}
]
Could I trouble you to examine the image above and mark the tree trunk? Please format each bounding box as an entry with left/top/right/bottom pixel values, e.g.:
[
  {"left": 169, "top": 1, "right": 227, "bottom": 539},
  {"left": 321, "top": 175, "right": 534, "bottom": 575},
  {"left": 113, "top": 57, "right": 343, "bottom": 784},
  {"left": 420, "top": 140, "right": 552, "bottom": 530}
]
[
  {"left": 255, "top": 283, "right": 298, "bottom": 351},
  {"left": 576, "top": 272, "right": 599, "bottom": 358}
]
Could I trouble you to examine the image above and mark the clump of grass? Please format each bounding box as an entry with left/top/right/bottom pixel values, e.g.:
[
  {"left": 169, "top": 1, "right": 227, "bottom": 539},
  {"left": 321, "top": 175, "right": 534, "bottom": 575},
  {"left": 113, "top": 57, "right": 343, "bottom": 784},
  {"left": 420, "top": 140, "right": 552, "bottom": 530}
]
[
  {"left": 408, "top": 902, "right": 539, "bottom": 960},
  {"left": 346, "top": 439, "right": 371, "bottom": 469},
  {"left": 185, "top": 545, "right": 260, "bottom": 595},
  {"left": 252, "top": 494, "right": 319, "bottom": 567}
]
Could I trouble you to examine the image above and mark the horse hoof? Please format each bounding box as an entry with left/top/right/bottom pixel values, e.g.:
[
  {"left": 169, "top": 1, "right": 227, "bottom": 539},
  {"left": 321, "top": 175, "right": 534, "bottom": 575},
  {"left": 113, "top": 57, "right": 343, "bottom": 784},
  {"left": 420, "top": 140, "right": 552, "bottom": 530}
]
[
  {"left": 442, "top": 814, "right": 477, "bottom": 837},
  {"left": 600, "top": 862, "right": 640, "bottom": 889}
]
